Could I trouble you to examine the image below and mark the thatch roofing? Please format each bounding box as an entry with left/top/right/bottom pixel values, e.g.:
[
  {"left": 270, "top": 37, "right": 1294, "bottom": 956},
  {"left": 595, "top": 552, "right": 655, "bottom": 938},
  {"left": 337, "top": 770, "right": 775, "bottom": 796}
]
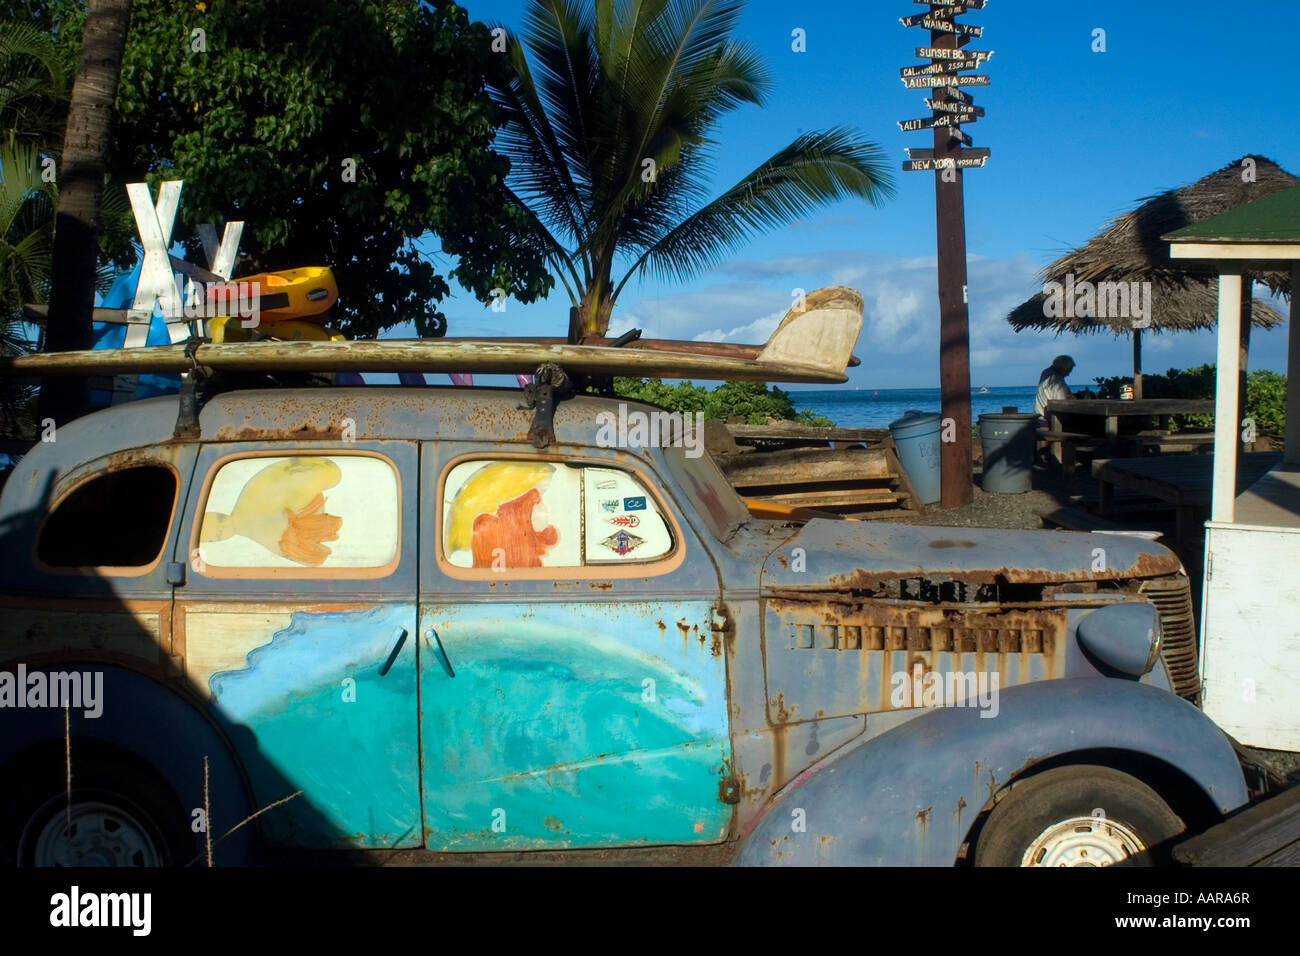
[{"left": 1008, "top": 155, "right": 1294, "bottom": 336}]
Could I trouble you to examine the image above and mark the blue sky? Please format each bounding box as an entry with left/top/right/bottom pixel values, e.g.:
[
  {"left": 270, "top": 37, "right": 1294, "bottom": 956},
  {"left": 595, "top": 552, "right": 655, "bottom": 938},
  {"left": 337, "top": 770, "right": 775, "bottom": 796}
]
[{"left": 410, "top": 0, "right": 1293, "bottom": 389}]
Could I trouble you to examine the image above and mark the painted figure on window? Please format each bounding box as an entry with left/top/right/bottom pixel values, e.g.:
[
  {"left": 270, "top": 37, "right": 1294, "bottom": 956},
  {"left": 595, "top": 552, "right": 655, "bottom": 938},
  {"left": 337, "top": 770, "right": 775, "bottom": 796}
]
[
  {"left": 445, "top": 462, "right": 559, "bottom": 568},
  {"left": 201, "top": 458, "right": 343, "bottom": 565}
]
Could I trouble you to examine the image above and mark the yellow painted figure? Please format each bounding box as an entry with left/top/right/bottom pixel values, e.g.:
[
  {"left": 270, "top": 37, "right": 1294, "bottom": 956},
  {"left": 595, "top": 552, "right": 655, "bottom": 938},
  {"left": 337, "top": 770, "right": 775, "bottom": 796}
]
[{"left": 201, "top": 458, "right": 343, "bottom": 565}]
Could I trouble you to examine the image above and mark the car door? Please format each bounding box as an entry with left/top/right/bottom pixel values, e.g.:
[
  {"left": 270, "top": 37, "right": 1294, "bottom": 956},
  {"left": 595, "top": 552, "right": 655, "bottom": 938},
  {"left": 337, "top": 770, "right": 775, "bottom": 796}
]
[
  {"left": 172, "top": 441, "right": 420, "bottom": 848},
  {"left": 418, "top": 442, "right": 733, "bottom": 851}
]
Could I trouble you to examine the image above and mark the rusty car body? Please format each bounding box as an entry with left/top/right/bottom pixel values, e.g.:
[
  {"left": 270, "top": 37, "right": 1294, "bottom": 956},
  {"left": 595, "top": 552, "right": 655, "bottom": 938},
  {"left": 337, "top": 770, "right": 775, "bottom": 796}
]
[{"left": 0, "top": 386, "right": 1248, "bottom": 865}]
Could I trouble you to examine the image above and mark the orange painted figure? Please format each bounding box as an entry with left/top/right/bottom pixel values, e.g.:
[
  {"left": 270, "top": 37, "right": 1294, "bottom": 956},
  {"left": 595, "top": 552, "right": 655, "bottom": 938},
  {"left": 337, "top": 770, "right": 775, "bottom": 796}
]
[
  {"left": 470, "top": 487, "right": 558, "bottom": 567},
  {"left": 445, "top": 461, "right": 561, "bottom": 568}
]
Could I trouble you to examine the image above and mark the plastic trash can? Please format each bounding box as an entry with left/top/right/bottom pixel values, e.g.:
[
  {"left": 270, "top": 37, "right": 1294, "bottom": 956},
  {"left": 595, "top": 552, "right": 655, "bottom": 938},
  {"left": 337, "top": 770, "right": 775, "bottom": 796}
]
[
  {"left": 889, "top": 410, "right": 942, "bottom": 505},
  {"left": 979, "top": 412, "right": 1039, "bottom": 493}
]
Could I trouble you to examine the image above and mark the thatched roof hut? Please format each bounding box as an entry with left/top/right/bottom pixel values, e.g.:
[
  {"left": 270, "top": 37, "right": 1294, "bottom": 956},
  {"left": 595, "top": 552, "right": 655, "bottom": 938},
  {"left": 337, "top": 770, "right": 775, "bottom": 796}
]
[{"left": 1007, "top": 155, "right": 1294, "bottom": 395}]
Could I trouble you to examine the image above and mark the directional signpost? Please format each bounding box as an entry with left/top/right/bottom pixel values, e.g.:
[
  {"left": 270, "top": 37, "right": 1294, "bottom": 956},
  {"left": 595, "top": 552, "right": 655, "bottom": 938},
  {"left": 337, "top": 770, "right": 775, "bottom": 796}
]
[{"left": 898, "top": 1, "right": 991, "bottom": 509}]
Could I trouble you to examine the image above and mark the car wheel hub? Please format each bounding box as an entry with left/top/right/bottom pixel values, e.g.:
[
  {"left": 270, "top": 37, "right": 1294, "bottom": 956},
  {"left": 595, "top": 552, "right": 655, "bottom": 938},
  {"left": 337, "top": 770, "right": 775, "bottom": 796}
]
[
  {"left": 32, "top": 800, "right": 162, "bottom": 867},
  {"left": 1021, "top": 815, "right": 1146, "bottom": 867}
]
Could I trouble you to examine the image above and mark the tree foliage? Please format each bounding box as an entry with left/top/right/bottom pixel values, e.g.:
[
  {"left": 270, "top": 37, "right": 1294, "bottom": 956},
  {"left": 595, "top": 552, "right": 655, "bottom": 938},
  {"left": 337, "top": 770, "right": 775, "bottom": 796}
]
[
  {"left": 493, "top": 0, "right": 895, "bottom": 338},
  {"left": 1094, "top": 363, "right": 1287, "bottom": 435},
  {"left": 28, "top": 0, "right": 554, "bottom": 338},
  {"left": 612, "top": 376, "right": 833, "bottom": 426}
]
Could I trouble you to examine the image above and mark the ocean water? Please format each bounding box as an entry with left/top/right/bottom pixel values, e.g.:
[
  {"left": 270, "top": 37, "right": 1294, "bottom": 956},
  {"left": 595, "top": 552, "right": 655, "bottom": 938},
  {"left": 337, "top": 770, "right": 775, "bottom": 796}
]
[{"left": 789, "top": 386, "right": 1039, "bottom": 429}]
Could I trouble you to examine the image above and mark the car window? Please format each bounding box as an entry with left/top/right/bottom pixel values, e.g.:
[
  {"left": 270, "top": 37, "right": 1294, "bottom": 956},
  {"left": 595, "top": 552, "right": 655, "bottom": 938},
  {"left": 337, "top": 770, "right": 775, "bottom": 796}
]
[
  {"left": 441, "top": 460, "right": 673, "bottom": 569},
  {"left": 37, "top": 464, "right": 177, "bottom": 572},
  {"left": 195, "top": 454, "right": 399, "bottom": 574}
]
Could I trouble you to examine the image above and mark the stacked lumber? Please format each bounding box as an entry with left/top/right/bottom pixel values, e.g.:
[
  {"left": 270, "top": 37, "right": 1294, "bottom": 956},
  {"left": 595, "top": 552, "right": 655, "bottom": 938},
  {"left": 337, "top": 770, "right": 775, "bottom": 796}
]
[{"left": 712, "top": 424, "right": 924, "bottom": 519}]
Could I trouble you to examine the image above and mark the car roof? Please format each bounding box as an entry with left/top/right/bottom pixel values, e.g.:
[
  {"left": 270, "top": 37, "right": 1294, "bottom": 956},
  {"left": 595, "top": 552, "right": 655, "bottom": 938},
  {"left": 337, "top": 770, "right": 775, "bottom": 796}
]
[{"left": 7, "top": 386, "right": 673, "bottom": 490}]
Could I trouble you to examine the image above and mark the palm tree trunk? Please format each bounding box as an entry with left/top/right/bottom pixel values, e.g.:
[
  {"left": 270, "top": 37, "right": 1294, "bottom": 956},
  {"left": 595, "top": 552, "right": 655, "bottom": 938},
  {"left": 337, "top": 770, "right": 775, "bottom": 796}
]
[{"left": 39, "top": 0, "right": 133, "bottom": 426}]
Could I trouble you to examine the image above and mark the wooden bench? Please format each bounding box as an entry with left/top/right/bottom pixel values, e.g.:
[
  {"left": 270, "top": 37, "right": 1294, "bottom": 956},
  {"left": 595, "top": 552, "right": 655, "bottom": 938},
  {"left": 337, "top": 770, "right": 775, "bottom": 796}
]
[
  {"left": 1128, "top": 431, "right": 1216, "bottom": 455},
  {"left": 1036, "top": 430, "right": 1102, "bottom": 478}
]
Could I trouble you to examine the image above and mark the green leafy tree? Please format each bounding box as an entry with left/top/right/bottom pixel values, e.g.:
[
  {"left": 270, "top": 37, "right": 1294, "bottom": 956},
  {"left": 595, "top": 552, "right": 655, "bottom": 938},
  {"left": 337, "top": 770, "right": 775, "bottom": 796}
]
[
  {"left": 1094, "top": 363, "right": 1286, "bottom": 435},
  {"left": 36, "top": 0, "right": 551, "bottom": 339},
  {"left": 493, "top": 0, "right": 894, "bottom": 340},
  {"left": 614, "top": 376, "right": 833, "bottom": 425}
]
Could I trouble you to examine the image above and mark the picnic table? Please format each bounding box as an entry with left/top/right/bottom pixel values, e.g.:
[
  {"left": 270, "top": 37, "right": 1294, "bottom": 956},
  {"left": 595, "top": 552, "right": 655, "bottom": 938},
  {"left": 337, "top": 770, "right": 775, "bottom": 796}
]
[
  {"left": 1046, "top": 398, "right": 1215, "bottom": 458},
  {"left": 1091, "top": 452, "right": 1284, "bottom": 551}
]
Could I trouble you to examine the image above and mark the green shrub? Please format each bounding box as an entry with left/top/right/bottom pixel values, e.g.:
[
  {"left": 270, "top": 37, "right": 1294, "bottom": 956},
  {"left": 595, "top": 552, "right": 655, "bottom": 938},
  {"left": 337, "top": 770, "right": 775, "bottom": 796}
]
[
  {"left": 1092, "top": 364, "right": 1285, "bottom": 435},
  {"left": 610, "top": 378, "right": 835, "bottom": 427}
]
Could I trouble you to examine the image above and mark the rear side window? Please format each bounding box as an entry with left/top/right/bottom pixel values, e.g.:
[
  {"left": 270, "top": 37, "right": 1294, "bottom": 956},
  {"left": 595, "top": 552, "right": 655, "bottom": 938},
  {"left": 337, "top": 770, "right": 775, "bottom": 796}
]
[{"left": 38, "top": 465, "right": 177, "bottom": 571}]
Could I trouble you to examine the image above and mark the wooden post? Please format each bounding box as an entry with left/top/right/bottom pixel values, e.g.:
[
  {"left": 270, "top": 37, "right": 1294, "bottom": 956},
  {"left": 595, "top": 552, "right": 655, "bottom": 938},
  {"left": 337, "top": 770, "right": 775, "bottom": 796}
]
[
  {"left": 1238, "top": 274, "right": 1252, "bottom": 453},
  {"left": 932, "top": 28, "right": 973, "bottom": 509},
  {"left": 1132, "top": 328, "right": 1143, "bottom": 400},
  {"left": 1212, "top": 272, "right": 1242, "bottom": 524},
  {"left": 1286, "top": 264, "right": 1300, "bottom": 467}
]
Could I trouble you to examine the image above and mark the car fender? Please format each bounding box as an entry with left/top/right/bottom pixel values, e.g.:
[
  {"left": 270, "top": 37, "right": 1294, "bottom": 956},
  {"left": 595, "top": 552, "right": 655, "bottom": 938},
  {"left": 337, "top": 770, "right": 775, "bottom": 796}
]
[
  {"left": 0, "top": 663, "right": 257, "bottom": 864},
  {"left": 733, "top": 678, "right": 1248, "bottom": 866}
]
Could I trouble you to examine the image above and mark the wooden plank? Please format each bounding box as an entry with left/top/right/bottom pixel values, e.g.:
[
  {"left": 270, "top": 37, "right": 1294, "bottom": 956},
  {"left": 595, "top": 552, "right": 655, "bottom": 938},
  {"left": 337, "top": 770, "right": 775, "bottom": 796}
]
[
  {"left": 1046, "top": 398, "right": 1216, "bottom": 417},
  {"left": 755, "top": 488, "right": 905, "bottom": 507},
  {"left": 725, "top": 423, "right": 889, "bottom": 443},
  {"left": 1174, "top": 784, "right": 1300, "bottom": 866},
  {"left": 718, "top": 448, "right": 894, "bottom": 486}
]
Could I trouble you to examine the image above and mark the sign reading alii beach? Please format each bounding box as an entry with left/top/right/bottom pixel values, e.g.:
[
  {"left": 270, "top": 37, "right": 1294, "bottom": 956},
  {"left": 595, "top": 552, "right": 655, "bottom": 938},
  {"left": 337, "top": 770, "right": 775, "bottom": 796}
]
[{"left": 898, "top": 0, "right": 991, "bottom": 508}]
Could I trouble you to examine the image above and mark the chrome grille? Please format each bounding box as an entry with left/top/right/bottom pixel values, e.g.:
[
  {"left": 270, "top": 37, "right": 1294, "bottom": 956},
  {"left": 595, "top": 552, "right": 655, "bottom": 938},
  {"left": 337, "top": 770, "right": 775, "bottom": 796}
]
[{"left": 1141, "top": 574, "right": 1200, "bottom": 703}]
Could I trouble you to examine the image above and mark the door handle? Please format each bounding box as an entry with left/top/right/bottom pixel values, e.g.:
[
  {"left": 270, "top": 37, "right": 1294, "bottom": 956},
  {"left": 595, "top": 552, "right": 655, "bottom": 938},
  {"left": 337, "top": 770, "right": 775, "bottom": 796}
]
[
  {"left": 379, "top": 626, "right": 407, "bottom": 676},
  {"left": 426, "top": 627, "right": 455, "bottom": 678}
]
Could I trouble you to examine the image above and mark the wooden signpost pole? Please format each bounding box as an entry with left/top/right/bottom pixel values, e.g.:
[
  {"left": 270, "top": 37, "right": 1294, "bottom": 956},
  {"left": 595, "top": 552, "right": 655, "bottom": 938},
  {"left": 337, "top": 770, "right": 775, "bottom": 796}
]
[
  {"left": 931, "top": 28, "right": 973, "bottom": 508},
  {"left": 899, "top": 0, "right": 990, "bottom": 509}
]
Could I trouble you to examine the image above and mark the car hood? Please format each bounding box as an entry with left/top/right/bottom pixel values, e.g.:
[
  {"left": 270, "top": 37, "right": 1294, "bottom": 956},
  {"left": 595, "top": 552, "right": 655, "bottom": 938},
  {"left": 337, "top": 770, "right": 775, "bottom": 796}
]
[{"left": 761, "top": 519, "right": 1182, "bottom": 592}]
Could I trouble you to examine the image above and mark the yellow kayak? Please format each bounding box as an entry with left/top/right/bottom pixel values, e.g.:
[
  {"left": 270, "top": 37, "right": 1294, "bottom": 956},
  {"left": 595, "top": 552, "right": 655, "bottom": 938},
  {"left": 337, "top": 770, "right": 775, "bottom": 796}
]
[
  {"left": 209, "top": 314, "right": 347, "bottom": 343},
  {"left": 207, "top": 266, "right": 337, "bottom": 322}
]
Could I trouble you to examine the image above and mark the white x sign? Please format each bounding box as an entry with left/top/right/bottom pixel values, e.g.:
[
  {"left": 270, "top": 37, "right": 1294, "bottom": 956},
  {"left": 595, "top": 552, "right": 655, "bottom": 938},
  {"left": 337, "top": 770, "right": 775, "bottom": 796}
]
[{"left": 126, "top": 180, "right": 188, "bottom": 346}]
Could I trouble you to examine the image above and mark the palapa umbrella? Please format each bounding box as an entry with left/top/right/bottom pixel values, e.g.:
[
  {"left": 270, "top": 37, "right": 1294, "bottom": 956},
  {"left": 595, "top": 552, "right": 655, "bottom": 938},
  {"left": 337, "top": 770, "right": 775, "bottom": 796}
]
[{"left": 1007, "top": 155, "right": 1292, "bottom": 398}]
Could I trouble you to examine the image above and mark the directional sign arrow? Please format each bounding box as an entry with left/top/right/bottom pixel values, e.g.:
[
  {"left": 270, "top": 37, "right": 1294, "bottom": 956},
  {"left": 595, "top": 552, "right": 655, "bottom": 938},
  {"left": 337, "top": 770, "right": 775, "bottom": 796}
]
[
  {"left": 945, "top": 86, "right": 975, "bottom": 105},
  {"left": 901, "top": 58, "right": 985, "bottom": 77},
  {"left": 912, "top": 0, "right": 986, "bottom": 7},
  {"left": 900, "top": 8, "right": 971, "bottom": 27},
  {"left": 947, "top": 126, "right": 973, "bottom": 147},
  {"left": 906, "top": 147, "right": 990, "bottom": 160},
  {"left": 902, "top": 156, "right": 988, "bottom": 172},
  {"left": 915, "top": 19, "right": 983, "bottom": 37},
  {"left": 917, "top": 47, "right": 993, "bottom": 62},
  {"left": 898, "top": 113, "right": 970, "bottom": 132},
  {"left": 926, "top": 98, "right": 985, "bottom": 116},
  {"left": 902, "top": 73, "right": 990, "bottom": 88}
]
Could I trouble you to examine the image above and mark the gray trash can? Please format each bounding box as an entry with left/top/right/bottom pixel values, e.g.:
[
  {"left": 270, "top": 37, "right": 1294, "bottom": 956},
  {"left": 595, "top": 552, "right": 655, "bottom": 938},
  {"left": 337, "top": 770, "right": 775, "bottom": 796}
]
[
  {"left": 979, "top": 412, "right": 1038, "bottom": 493},
  {"left": 889, "top": 410, "right": 942, "bottom": 505}
]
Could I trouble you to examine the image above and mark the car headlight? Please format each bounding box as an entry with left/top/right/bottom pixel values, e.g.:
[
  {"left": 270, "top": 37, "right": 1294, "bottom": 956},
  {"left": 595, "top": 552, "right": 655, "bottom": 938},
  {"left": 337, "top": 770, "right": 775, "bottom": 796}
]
[{"left": 1076, "top": 602, "right": 1162, "bottom": 676}]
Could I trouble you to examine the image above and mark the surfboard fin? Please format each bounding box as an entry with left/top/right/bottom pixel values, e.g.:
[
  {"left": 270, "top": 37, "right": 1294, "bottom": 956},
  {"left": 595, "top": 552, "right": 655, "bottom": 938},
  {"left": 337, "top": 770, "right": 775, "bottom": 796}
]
[{"left": 756, "top": 286, "right": 864, "bottom": 378}]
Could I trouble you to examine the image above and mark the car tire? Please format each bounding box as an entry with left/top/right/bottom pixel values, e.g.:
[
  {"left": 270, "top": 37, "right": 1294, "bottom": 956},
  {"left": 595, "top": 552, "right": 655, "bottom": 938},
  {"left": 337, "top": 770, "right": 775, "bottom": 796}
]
[
  {"left": 0, "top": 748, "right": 197, "bottom": 867},
  {"left": 973, "top": 764, "right": 1185, "bottom": 867}
]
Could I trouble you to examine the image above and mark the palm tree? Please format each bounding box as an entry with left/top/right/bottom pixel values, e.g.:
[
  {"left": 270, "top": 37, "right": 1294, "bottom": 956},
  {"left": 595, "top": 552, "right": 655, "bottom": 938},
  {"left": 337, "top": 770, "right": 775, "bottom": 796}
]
[
  {"left": 491, "top": 0, "right": 894, "bottom": 341},
  {"left": 41, "top": 0, "right": 133, "bottom": 426}
]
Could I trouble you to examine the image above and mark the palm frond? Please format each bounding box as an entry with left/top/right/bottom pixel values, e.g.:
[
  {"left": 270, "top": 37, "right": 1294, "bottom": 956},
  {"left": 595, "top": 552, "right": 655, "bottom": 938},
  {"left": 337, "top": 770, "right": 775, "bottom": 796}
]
[{"left": 617, "top": 126, "right": 894, "bottom": 296}]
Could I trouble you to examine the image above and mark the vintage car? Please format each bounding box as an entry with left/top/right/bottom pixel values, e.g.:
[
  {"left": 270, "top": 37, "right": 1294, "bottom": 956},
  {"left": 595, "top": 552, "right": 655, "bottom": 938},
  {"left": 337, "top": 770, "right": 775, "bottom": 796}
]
[{"left": 0, "top": 384, "right": 1249, "bottom": 866}]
